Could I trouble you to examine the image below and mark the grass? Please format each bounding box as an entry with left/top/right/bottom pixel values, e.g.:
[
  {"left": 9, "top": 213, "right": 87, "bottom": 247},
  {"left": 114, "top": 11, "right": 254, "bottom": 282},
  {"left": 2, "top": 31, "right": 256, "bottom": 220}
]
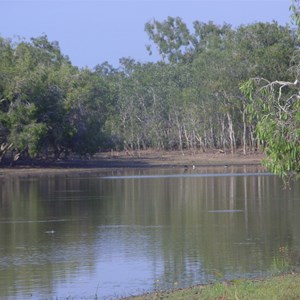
[{"left": 124, "top": 273, "right": 300, "bottom": 300}]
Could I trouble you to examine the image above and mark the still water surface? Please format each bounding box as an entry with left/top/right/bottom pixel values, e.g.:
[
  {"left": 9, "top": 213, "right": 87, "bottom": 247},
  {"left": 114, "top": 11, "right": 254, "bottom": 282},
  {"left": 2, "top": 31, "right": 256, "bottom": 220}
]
[{"left": 0, "top": 166, "right": 299, "bottom": 299}]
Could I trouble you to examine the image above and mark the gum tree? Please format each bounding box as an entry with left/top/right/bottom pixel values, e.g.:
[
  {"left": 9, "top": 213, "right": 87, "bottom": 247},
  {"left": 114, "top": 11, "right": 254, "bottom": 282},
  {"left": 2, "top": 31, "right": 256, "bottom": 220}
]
[{"left": 240, "top": 1, "right": 300, "bottom": 180}]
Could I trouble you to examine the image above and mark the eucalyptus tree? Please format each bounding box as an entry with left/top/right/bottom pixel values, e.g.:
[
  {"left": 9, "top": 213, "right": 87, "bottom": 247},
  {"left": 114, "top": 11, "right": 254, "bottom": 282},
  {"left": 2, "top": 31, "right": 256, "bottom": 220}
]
[
  {"left": 145, "top": 16, "right": 191, "bottom": 63},
  {"left": 0, "top": 36, "right": 14, "bottom": 160},
  {"left": 241, "top": 76, "right": 300, "bottom": 180},
  {"left": 187, "top": 21, "right": 297, "bottom": 153},
  {"left": 106, "top": 58, "right": 171, "bottom": 151},
  {"left": 240, "top": 1, "right": 300, "bottom": 180},
  {"left": 128, "top": 61, "right": 173, "bottom": 149},
  {"left": 0, "top": 37, "right": 41, "bottom": 160},
  {"left": 0, "top": 35, "right": 112, "bottom": 161},
  {"left": 106, "top": 58, "right": 143, "bottom": 151},
  {"left": 2, "top": 37, "right": 73, "bottom": 159},
  {"left": 63, "top": 68, "right": 111, "bottom": 157},
  {"left": 145, "top": 19, "right": 236, "bottom": 151},
  {"left": 1, "top": 13, "right": 299, "bottom": 163}
]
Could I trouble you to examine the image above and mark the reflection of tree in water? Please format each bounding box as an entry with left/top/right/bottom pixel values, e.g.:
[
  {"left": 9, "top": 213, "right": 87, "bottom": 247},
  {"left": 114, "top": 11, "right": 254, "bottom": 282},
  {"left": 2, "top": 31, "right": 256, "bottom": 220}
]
[
  {"left": 0, "top": 175, "right": 113, "bottom": 299},
  {"left": 0, "top": 170, "right": 299, "bottom": 297},
  {"left": 114, "top": 170, "right": 300, "bottom": 288}
]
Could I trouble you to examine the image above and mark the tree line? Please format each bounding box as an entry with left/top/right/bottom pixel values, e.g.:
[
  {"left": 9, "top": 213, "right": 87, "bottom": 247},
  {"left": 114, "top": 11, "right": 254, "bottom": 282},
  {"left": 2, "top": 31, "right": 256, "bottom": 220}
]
[{"left": 0, "top": 17, "right": 299, "bottom": 173}]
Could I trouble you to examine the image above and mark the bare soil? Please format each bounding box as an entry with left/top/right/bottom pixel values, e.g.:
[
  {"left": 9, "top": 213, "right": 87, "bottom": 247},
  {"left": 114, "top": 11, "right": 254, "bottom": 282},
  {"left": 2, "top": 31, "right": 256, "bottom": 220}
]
[{"left": 0, "top": 149, "right": 265, "bottom": 177}]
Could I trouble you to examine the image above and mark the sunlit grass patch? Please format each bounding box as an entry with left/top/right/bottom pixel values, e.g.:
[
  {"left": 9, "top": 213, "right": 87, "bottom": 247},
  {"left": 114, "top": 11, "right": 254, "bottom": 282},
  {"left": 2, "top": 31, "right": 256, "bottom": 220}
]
[{"left": 126, "top": 273, "right": 300, "bottom": 300}]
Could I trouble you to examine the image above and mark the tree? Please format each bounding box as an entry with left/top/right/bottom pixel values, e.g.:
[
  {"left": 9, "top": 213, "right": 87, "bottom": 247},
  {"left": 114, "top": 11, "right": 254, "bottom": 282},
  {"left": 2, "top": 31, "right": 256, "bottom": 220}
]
[
  {"left": 2, "top": 37, "right": 73, "bottom": 159},
  {"left": 0, "top": 35, "right": 111, "bottom": 161},
  {"left": 239, "top": 1, "right": 300, "bottom": 181},
  {"left": 0, "top": 36, "right": 14, "bottom": 160},
  {"left": 1, "top": 15, "right": 299, "bottom": 164},
  {"left": 145, "top": 16, "right": 191, "bottom": 63},
  {"left": 64, "top": 68, "right": 111, "bottom": 157},
  {"left": 240, "top": 77, "right": 300, "bottom": 182}
]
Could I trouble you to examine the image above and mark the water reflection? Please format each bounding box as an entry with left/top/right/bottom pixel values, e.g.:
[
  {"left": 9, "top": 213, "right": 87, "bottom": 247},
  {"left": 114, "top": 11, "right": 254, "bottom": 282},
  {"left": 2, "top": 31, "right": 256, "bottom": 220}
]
[{"left": 0, "top": 167, "right": 299, "bottom": 299}]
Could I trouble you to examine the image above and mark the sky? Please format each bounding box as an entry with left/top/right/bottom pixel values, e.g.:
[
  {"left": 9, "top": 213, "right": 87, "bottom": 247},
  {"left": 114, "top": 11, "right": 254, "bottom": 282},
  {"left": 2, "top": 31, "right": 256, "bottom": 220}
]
[{"left": 0, "top": 0, "right": 293, "bottom": 68}]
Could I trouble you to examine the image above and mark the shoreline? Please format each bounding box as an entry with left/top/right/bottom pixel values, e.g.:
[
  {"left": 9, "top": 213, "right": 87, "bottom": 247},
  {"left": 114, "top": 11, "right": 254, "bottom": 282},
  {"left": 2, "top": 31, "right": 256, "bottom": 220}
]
[
  {"left": 122, "top": 272, "right": 300, "bottom": 300},
  {"left": 0, "top": 150, "right": 265, "bottom": 177}
]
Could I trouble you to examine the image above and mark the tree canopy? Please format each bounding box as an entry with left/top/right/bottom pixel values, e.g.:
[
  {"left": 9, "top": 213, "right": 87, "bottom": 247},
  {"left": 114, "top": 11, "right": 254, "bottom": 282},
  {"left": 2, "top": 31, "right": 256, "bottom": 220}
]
[
  {"left": 0, "top": 4, "right": 299, "bottom": 179},
  {"left": 240, "top": 0, "right": 300, "bottom": 181}
]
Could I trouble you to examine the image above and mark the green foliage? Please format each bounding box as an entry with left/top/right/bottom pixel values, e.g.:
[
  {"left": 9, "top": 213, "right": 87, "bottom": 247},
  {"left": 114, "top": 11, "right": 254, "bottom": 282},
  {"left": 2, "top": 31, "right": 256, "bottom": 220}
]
[
  {"left": 290, "top": 0, "right": 300, "bottom": 32},
  {"left": 145, "top": 16, "right": 191, "bottom": 63},
  {"left": 64, "top": 69, "right": 110, "bottom": 156},
  {"left": 0, "top": 11, "right": 299, "bottom": 164},
  {"left": 238, "top": 0, "right": 300, "bottom": 179},
  {"left": 0, "top": 35, "right": 112, "bottom": 161},
  {"left": 241, "top": 78, "right": 300, "bottom": 180}
]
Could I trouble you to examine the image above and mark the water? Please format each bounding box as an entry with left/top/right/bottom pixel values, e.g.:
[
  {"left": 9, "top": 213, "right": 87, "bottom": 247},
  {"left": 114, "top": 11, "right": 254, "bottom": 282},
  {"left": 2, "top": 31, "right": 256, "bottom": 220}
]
[{"left": 0, "top": 166, "right": 299, "bottom": 299}]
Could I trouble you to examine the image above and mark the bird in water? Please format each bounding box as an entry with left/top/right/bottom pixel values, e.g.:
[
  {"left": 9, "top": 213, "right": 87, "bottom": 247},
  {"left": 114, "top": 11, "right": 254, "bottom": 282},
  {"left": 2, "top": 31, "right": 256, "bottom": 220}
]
[{"left": 184, "top": 165, "right": 196, "bottom": 170}]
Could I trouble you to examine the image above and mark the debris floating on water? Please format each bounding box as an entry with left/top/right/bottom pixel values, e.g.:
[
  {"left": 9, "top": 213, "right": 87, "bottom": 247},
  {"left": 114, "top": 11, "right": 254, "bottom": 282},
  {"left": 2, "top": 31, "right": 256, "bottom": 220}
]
[{"left": 208, "top": 210, "right": 243, "bottom": 213}]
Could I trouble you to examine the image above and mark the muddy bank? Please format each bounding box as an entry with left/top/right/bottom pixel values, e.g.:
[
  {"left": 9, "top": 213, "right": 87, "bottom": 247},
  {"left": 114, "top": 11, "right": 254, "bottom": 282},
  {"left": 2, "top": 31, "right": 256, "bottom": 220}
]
[{"left": 0, "top": 150, "right": 265, "bottom": 177}]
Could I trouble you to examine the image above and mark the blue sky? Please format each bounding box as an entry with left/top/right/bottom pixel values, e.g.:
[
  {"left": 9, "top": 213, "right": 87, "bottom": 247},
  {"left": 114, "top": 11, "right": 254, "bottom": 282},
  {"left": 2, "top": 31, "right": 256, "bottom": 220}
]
[{"left": 0, "top": 0, "right": 292, "bottom": 68}]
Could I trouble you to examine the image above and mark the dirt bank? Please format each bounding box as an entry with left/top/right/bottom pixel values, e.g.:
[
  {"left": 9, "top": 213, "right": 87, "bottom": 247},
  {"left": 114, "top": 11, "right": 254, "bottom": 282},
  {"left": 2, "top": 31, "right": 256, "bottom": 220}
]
[{"left": 0, "top": 149, "right": 265, "bottom": 177}]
